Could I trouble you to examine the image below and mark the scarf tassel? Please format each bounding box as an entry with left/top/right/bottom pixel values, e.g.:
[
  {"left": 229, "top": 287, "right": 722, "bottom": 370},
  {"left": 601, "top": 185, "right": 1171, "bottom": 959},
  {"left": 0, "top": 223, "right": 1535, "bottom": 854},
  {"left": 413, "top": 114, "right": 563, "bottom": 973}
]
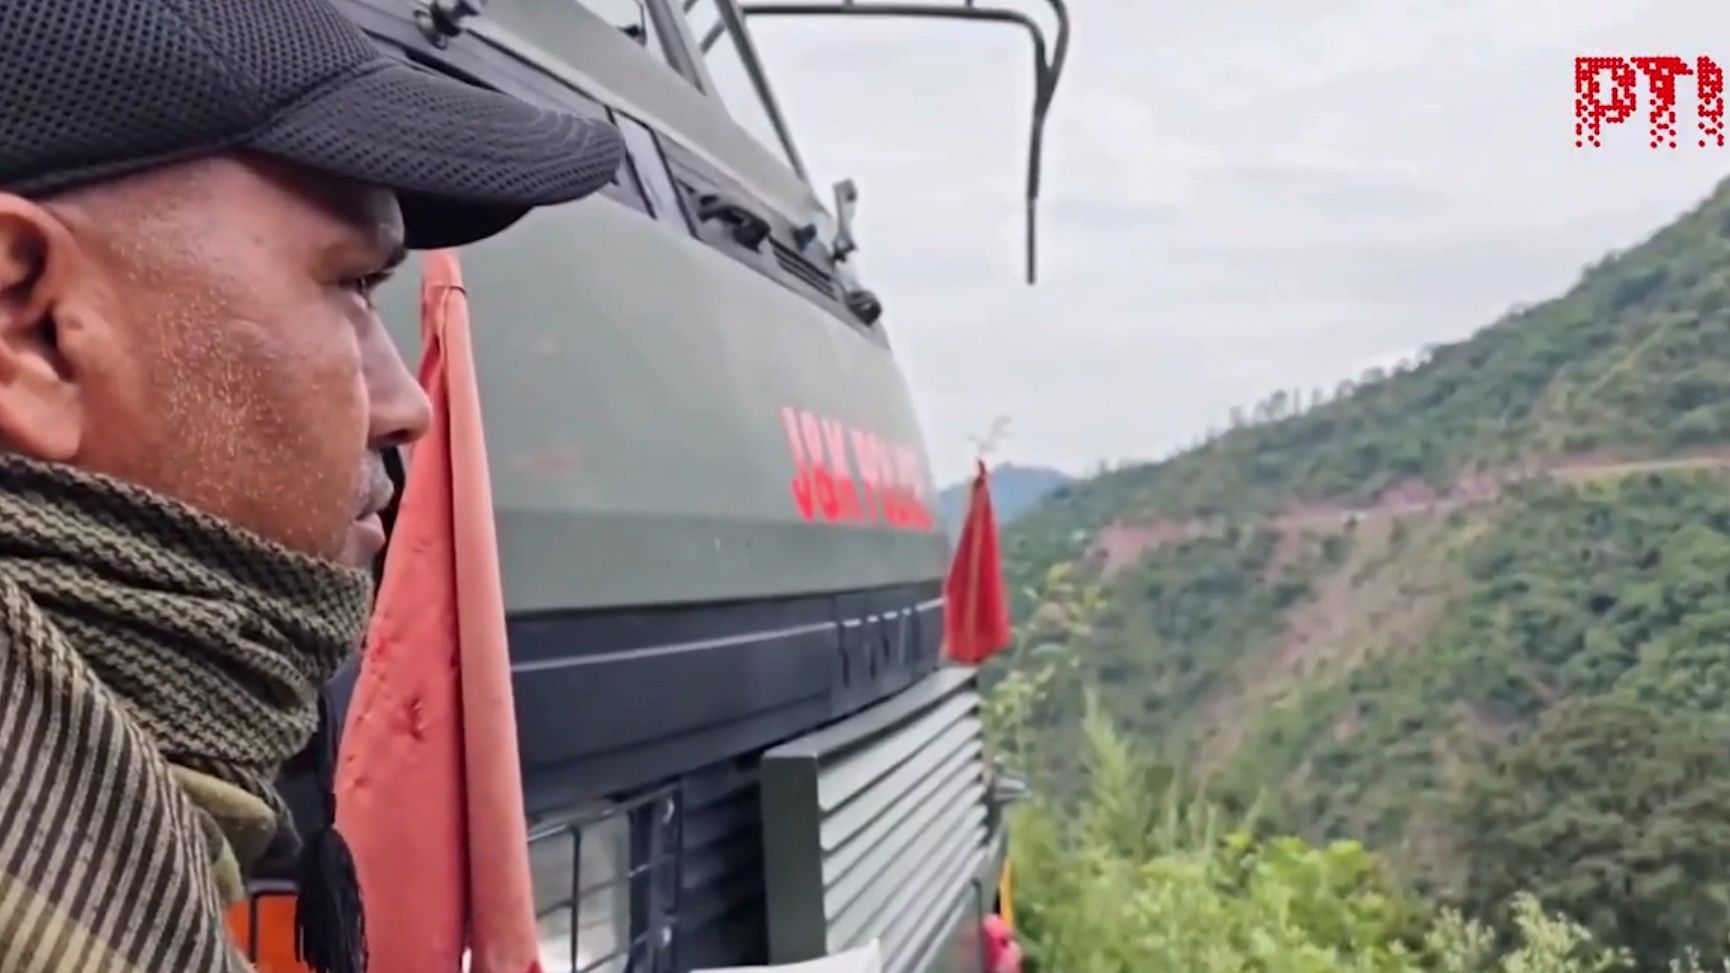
[
  {"left": 294, "top": 696, "right": 368, "bottom": 973},
  {"left": 295, "top": 823, "right": 367, "bottom": 973}
]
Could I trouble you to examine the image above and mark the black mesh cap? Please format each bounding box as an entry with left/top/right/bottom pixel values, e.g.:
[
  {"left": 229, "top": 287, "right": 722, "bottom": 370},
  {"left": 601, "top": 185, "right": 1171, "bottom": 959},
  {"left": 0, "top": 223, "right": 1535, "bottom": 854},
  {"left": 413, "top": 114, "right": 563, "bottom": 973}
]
[{"left": 0, "top": 0, "right": 627, "bottom": 248}]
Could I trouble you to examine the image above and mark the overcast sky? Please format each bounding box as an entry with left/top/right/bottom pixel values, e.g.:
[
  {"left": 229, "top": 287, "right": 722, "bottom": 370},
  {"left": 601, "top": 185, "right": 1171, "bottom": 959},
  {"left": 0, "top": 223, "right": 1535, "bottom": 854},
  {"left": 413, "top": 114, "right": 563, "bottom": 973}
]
[{"left": 707, "top": 0, "right": 1730, "bottom": 485}]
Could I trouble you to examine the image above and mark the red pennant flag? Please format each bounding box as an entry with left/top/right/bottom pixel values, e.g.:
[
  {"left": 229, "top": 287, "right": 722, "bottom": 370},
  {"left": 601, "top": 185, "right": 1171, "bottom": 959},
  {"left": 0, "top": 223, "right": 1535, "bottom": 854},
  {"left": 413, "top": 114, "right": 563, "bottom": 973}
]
[
  {"left": 943, "top": 460, "right": 1014, "bottom": 665},
  {"left": 334, "top": 250, "right": 542, "bottom": 973}
]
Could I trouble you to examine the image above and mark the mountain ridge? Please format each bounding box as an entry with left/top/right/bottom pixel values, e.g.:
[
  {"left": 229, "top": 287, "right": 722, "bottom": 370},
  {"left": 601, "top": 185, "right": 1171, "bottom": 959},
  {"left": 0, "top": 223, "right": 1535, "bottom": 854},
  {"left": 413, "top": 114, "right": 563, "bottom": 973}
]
[
  {"left": 1008, "top": 171, "right": 1730, "bottom": 578},
  {"left": 997, "top": 169, "right": 1730, "bottom": 906},
  {"left": 936, "top": 461, "right": 1071, "bottom": 538}
]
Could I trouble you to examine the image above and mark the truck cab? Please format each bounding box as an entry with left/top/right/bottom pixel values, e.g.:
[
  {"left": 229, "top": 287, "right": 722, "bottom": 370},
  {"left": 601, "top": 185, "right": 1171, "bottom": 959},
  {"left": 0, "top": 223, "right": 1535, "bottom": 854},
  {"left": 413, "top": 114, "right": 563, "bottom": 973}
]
[{"left": 231, "top": 0, "right": 1066, "bottom": 969}]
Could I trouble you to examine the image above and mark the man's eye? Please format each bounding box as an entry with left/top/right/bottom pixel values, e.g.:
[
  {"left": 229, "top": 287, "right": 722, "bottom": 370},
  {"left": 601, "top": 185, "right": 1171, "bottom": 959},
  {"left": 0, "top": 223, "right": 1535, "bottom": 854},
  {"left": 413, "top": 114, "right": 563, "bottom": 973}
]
[{"left": 347, "top": 272, "right": 391, "bottom": 303}]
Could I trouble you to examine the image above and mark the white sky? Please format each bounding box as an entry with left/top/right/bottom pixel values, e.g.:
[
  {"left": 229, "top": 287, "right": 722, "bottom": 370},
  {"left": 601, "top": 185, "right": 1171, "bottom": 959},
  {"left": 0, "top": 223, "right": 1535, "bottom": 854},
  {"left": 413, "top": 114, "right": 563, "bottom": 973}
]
[{"left": 723, "top": 0, "right": 1730, "bottom": 484}]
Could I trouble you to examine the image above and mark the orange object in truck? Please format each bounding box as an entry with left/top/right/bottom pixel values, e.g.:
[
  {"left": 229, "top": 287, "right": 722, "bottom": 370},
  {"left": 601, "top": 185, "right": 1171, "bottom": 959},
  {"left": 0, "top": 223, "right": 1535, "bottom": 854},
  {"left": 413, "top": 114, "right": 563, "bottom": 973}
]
[{"left": 224, "top": 888, "right": 312, "bottom": 973}]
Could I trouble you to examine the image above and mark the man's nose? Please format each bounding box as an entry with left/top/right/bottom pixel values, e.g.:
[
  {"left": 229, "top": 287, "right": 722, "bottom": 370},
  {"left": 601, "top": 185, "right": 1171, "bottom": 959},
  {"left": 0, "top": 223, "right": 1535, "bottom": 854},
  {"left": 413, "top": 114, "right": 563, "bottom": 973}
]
[{"left": 363, "top": 325, "right": 432, "bottom": 451}]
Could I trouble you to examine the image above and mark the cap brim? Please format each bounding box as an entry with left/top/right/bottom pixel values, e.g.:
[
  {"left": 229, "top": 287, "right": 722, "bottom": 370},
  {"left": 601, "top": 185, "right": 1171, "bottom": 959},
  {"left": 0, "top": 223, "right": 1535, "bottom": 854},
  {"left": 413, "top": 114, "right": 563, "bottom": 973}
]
[{"left": 248, "top": 58, "right": 626, "bottom": 249}]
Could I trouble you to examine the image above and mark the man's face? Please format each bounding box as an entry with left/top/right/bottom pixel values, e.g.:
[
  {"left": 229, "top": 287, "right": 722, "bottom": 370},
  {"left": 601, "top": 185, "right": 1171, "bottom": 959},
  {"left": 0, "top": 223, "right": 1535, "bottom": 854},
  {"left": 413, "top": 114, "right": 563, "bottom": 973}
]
[{"left": 0, "top": 154, "right": 431, "bottom": 566}]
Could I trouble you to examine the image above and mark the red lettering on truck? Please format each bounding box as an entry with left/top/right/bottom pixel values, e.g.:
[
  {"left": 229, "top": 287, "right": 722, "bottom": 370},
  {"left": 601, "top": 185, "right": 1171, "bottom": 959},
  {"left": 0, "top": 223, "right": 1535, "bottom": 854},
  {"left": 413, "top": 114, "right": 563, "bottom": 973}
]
[
  {"left": 821, "top": 417, "right": 862, "bottom": 522},
  {"left": 782, "top": 407, "right": 817, "bottom": 520},
  {"left": 798, "top": 410, "right": 840, "bottom": 520},
  {"left": 850, "top": 429, "right": 883, "bottom": 524},
  {"left": 780, "top": 406, "right": 935, "bottom": 532}
]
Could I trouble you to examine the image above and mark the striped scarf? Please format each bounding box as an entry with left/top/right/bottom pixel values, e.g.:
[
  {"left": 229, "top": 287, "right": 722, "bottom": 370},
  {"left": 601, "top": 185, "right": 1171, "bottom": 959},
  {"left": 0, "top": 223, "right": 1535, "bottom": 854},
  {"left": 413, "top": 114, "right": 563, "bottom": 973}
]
[{"left": 0, "top": 454, "right": 373, "bottom": 972}]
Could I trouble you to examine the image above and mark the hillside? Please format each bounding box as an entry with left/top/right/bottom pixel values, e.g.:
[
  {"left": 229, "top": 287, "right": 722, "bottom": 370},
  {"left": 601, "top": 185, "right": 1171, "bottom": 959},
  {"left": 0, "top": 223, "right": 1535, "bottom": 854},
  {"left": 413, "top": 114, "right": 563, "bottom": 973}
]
[
  {"left": 997, "top": 172, "right": 1730, "bottom": 953},
  {"left": 1006, "top": 174, "right": 1730, "bottom": 603},
  {"left": 936, "top": 462, "right": 1071, "bottom": 538}
]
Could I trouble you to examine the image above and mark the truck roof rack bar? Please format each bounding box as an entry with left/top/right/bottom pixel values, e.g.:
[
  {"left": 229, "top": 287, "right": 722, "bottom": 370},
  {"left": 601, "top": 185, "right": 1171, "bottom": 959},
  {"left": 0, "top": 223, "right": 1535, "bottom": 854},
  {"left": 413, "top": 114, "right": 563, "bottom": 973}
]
[
  {"left": 734, "top": 0, "right": 1070, "bottom": 285},
  {"left": 712, "top": 0, "right": 814, "bottom": 181}
]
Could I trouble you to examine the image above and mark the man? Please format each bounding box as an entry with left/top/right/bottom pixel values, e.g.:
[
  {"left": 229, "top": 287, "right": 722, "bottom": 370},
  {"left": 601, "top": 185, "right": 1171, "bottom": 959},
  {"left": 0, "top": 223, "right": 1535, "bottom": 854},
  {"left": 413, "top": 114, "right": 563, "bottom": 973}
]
[{"left": 0, "top": 0, "right": 625, "bottom": 971}]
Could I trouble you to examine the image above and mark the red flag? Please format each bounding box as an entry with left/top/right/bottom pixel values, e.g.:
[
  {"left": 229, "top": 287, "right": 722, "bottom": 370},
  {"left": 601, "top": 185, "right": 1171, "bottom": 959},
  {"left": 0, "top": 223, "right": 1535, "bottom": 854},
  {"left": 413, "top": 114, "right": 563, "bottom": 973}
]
[
  {"left": 334, "top": 250, "right": 542, "bottom": 973},
  {"left": 943, "top": 460, "right": 1013, "bottom": 665}
]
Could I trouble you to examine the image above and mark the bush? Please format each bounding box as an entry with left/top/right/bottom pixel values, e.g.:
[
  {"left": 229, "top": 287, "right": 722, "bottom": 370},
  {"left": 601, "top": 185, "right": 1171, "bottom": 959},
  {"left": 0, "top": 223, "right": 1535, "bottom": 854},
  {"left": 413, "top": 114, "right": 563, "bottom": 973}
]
[{"left": 999, "top": 693, "right": 1685, "bottom": 973}]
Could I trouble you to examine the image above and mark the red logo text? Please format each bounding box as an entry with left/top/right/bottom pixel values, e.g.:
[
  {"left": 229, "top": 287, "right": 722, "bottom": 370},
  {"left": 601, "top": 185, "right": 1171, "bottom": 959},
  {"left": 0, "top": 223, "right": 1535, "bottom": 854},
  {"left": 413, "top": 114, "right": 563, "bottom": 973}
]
[
  {"left": 780, "top": 406, "right": 934, "bottom": 532},
  {"left": 1576, "top": 56, "right": 1725, "bottom": 148}
]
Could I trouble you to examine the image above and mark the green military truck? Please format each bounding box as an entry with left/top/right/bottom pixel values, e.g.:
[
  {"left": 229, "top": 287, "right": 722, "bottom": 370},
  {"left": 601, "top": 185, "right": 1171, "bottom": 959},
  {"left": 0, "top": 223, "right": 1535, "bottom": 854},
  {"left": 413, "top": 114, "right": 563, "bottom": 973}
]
[{"left": 241, "top": 0, "right": 1066, "bottom": 970}]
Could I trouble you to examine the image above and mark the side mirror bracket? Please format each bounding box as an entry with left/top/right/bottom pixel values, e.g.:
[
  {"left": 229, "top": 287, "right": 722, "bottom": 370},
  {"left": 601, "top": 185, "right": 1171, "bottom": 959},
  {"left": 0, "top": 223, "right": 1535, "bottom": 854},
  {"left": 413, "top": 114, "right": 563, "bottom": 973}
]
[{"left": 831, "top": 178, "right": 860, "bottom": 264}]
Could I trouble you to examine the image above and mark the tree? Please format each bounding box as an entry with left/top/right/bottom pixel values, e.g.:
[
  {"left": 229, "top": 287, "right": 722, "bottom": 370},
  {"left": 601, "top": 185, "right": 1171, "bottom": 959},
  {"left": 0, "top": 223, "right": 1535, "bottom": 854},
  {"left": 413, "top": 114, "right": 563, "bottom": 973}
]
[{"left": 1452, "top": 697, "right": 1730, "bottom": 971}]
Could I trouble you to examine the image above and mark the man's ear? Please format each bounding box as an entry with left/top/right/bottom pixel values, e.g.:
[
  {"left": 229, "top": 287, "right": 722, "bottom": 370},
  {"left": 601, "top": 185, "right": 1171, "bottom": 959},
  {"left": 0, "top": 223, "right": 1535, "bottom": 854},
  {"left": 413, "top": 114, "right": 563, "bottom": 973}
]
[{"left": 0, "top": 194, "right": 83, "bottom": 461}]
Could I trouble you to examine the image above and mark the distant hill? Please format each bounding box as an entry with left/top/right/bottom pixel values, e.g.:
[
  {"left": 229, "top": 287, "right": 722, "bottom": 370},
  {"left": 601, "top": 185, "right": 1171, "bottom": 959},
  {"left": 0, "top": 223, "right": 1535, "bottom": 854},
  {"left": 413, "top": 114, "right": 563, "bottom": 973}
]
[
  {"left": 937, "top": 463, "right": 1072, "bottom": 538},
  {"left": 999, "top": 173, "right": 1730, "bottom": 899}
]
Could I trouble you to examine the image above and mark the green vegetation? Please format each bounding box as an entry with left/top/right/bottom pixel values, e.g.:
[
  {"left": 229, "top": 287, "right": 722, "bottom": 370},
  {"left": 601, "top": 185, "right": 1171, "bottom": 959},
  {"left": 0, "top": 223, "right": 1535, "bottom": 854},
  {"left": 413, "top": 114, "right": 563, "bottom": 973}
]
[
  {"left": 988, "top": 176, "right": 1730, "bottom": 970},
  {"left": 1000, "top": 468, "right": 1730, "bottom": 971},
  {"left": 1455, "top": 697, "right": 1730, "bottom": 973},
  {"left": 1223, "top": 472, "right": 1730, "bottom": 863},
  {"left": 1082, "top": 524, "right": 1345, "bottom": 757},
  {"left": 990, "top": 665, "right": 1715, "bottom": 973}
]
